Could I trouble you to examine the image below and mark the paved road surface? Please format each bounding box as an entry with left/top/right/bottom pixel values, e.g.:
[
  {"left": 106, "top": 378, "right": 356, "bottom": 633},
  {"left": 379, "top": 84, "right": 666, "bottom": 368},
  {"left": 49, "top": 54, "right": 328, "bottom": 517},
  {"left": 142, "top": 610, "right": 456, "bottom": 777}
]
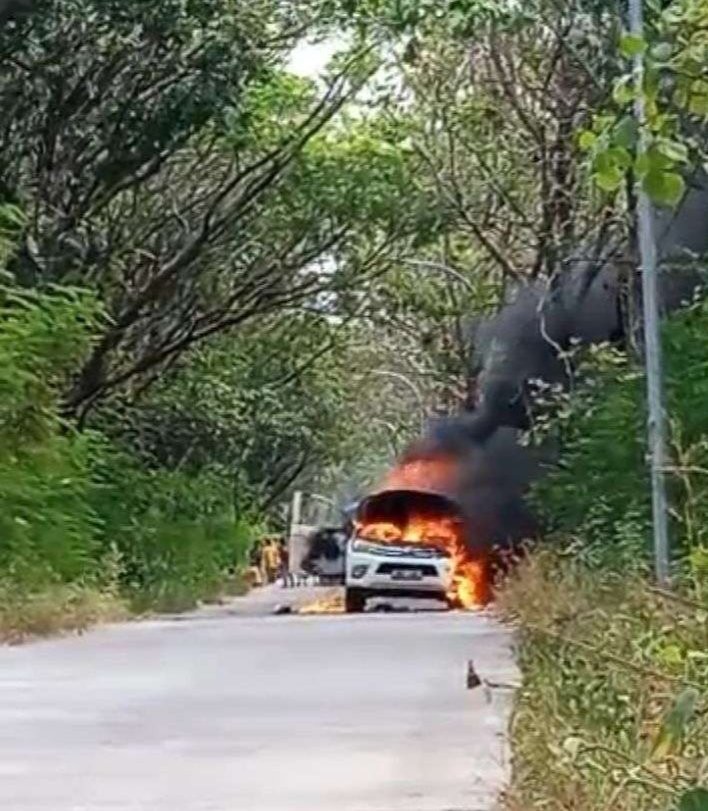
[{"left": 0, "top": 588, "right": 518, "bottom": 811}]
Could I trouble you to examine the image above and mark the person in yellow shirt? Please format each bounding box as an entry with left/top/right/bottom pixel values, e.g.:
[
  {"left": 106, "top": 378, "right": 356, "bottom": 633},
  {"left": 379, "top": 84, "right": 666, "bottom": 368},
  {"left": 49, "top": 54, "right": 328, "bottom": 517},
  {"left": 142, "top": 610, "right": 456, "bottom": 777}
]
[{"left": 261, "top": 537, "right": 280, "bottom": 584}]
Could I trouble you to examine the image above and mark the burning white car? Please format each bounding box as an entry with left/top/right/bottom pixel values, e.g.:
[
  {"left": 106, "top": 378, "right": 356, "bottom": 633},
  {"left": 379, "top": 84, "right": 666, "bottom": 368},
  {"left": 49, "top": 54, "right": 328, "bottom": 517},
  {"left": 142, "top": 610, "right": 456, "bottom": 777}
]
[
  {"left": 341, "top": 487, "right": 489, "bottom": 613},
  {"left": 344, "top": 535, "right": 454, "bottom": 613}
]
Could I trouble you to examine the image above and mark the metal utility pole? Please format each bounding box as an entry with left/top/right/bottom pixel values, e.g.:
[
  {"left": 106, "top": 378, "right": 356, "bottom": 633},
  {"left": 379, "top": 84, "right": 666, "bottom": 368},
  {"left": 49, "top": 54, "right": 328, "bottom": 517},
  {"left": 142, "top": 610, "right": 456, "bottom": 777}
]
[{"left": 628, "top": 0, "right": 671, "bottom": 585}]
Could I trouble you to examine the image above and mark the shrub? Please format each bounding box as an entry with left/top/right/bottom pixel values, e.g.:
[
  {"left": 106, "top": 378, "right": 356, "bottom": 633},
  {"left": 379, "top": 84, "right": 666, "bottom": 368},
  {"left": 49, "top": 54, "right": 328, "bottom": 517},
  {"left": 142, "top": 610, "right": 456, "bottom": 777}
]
[
  {"left": 0, "top": 278, "right": 256, "bottom": 627},
  {"left": 498, "top": 551, "right": 708, "bottom": 811},
  {"left": 0, "top": 281, "right": 104, "bottom": 588},
  {"left": 87, "top": 441, "right": 254, "bottom": 611}
]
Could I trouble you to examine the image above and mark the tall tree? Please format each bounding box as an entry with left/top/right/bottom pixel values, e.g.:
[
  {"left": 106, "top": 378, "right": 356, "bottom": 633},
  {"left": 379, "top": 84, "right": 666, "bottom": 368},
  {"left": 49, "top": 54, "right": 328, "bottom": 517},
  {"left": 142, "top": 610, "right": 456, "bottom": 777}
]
[{"left": 0, "top": 1, "right": 431, "bottom": 420}]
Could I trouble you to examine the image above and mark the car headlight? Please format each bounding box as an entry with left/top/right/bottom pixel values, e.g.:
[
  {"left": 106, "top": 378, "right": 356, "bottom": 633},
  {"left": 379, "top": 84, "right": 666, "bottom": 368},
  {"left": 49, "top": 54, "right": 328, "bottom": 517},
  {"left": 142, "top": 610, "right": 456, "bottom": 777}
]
[
  {"left": 351, "top": 564, "right": 368, "bottom": 579},
  {"left": 352, "top": 540, "right": 377, "bottom": 554}
]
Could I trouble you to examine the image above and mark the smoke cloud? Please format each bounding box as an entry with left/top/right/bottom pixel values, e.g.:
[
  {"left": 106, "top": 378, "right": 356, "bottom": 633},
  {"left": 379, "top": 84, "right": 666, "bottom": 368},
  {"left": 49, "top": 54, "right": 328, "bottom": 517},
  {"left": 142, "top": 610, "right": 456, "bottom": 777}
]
[
  {"left": 381, "top": 171, "right": 708, "bottom": 553},
  {"left": 302, "top": 172, "right": 708, "bottom": 572}
]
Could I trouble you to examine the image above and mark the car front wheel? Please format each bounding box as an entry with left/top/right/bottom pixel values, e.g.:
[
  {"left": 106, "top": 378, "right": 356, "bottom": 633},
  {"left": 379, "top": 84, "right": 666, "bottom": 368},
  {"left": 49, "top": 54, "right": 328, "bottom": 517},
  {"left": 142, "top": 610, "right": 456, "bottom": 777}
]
[{"left": 344, "top": 587, "right": 367, "bottom": 613}]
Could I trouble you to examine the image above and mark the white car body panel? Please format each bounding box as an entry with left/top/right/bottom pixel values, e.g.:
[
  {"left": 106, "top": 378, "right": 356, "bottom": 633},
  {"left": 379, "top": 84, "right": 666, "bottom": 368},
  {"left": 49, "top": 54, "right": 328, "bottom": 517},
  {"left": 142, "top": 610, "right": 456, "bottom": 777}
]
[{"left": 345, "top": 536, "right": 453, "bottom": 598}]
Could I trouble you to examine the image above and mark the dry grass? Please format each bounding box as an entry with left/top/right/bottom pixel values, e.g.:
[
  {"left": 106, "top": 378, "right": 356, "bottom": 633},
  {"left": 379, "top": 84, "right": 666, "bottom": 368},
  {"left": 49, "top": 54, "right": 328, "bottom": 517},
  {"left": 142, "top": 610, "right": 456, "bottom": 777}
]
[
  {"left": 0, "top": 564, "right": 252, "bottom": 644},
  {"left": 0, "top": 582, "right": 129, "bottom": 644},
  {"left": 496, "top": 550, "right": 708, "bottom": 811}
]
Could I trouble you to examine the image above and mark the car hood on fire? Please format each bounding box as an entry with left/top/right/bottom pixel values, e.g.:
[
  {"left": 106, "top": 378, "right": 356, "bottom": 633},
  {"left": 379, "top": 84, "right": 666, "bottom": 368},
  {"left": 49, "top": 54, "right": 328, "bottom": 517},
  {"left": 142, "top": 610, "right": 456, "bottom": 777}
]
[{"left": 355, "top": 488, "right": 462, "bottom": 523}]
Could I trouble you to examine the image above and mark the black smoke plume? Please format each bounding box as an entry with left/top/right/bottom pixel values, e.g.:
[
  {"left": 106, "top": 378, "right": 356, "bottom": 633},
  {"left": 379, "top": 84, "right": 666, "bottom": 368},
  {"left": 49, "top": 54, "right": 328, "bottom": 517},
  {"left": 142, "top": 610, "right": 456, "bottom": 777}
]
[
  {"left": 300, "top": 172, "right": 708, "bottom": 571},
  {"left": 371, "top": 171, "right": 708, "bottom": 554}
]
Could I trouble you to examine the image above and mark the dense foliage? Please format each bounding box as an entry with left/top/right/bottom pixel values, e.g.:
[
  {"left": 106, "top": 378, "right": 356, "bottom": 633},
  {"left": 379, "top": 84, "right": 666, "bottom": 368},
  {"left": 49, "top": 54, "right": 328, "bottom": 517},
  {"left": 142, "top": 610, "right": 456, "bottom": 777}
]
[
  {"left": 0, "top": 279, "right": 252, "bottom": 615},
  {"left": 0, "top": 0, "right": 440, "bottom": 623},
  {"left": 531, "top": 302, "right": 708, "bottom": 581}
]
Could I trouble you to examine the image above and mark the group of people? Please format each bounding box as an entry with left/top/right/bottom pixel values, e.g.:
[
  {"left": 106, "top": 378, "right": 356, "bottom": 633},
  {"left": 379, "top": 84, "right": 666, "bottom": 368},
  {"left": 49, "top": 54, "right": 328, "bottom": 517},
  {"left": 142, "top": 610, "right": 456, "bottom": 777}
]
[{"left": 247, "top": 536, "right": 294, "bottom": 588}]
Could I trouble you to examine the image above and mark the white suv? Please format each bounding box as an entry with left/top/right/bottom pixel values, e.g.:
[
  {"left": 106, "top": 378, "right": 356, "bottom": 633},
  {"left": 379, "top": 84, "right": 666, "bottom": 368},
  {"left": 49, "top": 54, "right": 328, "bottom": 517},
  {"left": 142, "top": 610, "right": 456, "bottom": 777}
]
[{"left": 344, "top": 535, "right": 453, "bottom": 612}]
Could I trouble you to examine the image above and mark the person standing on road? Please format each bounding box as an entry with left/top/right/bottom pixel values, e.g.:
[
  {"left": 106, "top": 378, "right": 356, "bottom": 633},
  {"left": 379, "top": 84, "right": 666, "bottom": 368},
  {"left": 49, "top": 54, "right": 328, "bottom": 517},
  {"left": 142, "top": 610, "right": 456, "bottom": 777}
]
[
  {"left": 261, "top": 537, "right": 280, "bottom": 584},
  {"left": 247, "top": 539, "right": 263, "bottom": 587},
  {"left": 278, "top": 538, "right": 293, "bottom": 588}
]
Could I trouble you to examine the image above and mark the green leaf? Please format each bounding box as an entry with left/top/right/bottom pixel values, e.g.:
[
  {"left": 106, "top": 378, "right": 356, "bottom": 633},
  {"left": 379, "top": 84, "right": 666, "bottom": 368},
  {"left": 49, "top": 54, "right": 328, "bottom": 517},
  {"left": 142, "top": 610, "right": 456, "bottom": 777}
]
[
  {"left": 613, "top": 115, "right": 638, "bottom": 149},
  {"left": 594, "top": 113, "right": 616, "bottom": 131},
  {"left": 613, "top": 75, "right": 635, "bottom": 106},
  {"left": 658, "top": 643, "right": 683, "bottom": 666},
  {"left": 650, "top": 41, "right": 673, "bottom": 63},
  {"left": 644, "top": 66, "right": 661, "bottom": 101},
  {"left": 595, "top": 165, "right": 624, "bottom": 192},
  {"left": 643, "top": 169, "right": 685, "bottom": 207},
  {"left": 607, "top": 146, "right": 632, "bottom": 170},
  {"left": 637, "top": 143, "right": 678, "bottom": 177},
  {"left": 635, "top": 151, "right": 651, "bottom": 177},
  {"left": 656, "top": 138, "right": 689, "bottom": 163},
  {"left": 619, "top": 33, "right": 647, "bottom": 58},
  {"left": 678, "top": 788, "right": 708, "bottom": 811},
  {"left": 688, "top": 92, "right": 708, "bottom": 118},
  {"left": 578, "top": 130, "right": 598, "bottom": 150}
]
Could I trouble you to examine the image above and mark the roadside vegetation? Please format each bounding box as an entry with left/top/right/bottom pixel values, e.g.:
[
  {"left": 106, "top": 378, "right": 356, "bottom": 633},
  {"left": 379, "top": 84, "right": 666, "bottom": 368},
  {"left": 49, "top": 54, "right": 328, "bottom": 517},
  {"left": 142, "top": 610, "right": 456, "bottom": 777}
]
[
  {"left": 0, "top": 275, "right": 252, "bottom": 636},
  {"left": 499, "top": 552, "right": 707, "bottom": 811},
  {"left": 497, "top": 301, "right": 708, "bottom": 810}
]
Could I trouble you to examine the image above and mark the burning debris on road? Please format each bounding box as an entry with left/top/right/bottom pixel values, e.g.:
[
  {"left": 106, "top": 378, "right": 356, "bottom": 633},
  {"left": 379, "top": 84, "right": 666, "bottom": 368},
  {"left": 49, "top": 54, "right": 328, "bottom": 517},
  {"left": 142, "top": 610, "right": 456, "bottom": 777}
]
[{"left": 298, "top": 592, "right": 345, "bottom": 615}]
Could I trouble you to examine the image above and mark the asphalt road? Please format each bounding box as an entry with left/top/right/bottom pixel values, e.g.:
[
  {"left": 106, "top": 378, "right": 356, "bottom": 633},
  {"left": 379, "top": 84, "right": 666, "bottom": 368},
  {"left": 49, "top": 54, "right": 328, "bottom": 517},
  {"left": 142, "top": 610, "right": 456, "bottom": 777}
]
[{"left": 0, "top": 588, "right": 518, "bottom": 811}]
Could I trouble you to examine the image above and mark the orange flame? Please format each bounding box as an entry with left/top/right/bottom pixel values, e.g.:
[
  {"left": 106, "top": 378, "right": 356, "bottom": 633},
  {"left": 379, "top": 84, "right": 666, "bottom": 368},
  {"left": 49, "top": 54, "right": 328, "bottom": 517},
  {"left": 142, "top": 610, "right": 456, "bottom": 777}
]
[
  {"left": 382, "top": 456, "right": 458, "bottom": 493},
  {"left": 298, "top": 592, "right": 344, "bottom": 614},
  {"left": 449, "top": 556, "right": 487, "bottom": 608},
  {"left": 353, "top": 453, "right": 490, "bottom": 608},
  {"left": 356, "top": 510, "right": 487, "bottom": 609},
  {"left": 357, "top": 453, "right": 489, "bottom": 607}
]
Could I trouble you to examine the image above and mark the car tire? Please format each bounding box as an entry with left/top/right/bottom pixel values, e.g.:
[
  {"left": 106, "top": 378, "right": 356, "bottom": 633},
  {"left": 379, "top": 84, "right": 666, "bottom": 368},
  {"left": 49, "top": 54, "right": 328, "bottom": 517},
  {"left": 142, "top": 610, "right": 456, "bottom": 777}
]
[{"left": 345, "top": 587, "right": 367, "bottom": 613}]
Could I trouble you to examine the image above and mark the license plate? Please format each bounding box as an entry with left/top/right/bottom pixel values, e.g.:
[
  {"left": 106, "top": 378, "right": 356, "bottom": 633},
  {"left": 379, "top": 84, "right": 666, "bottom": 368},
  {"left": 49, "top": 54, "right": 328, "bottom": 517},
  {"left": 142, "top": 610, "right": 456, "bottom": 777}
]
[{"left": 391, "top": 569, "right": 423, "bottom": 581}]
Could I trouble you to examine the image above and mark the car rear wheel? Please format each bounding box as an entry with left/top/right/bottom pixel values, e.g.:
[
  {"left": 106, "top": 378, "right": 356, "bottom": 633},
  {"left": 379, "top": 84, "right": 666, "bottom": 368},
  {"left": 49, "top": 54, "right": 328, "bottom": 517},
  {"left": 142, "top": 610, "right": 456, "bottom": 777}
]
[{"left": 344, "top": 587, "right": 367, "bottom": 613}]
